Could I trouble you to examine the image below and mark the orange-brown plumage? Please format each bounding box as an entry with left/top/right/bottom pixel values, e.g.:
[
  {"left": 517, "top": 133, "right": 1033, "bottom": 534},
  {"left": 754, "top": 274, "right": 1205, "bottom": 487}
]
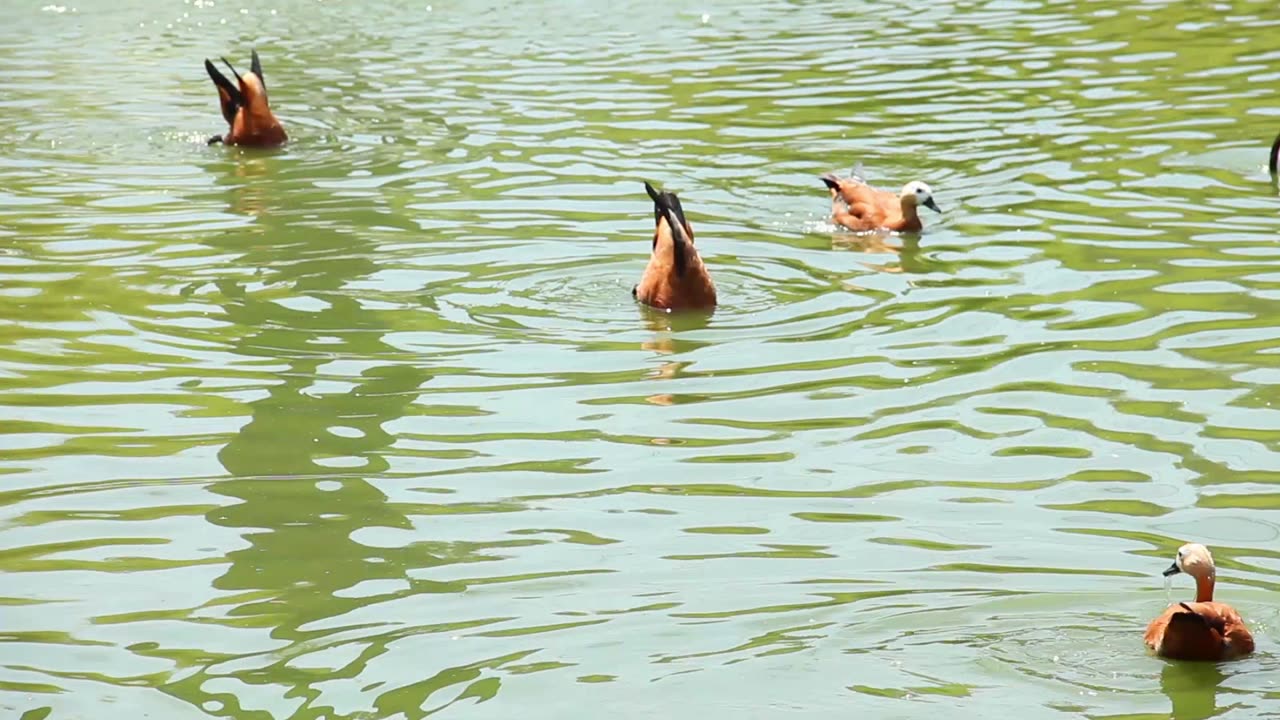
[
  {"left": 632, "top": 182, "right": 716, "bottom": 312},
  {"left": 206, "top": 50, "right": 287, "bottom": 148},
  {"left": 1144, "top": 543, "right": 1254, "bottom": 661},
  {"left": 820, "top": 171, "right": 940, "bottom": 233}
]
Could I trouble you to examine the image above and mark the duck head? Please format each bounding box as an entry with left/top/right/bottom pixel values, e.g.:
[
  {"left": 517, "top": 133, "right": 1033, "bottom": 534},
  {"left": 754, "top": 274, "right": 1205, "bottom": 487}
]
[
  {"left": 900, "top": 180, "right": 941, "bottom": 213},
  {"left": 1163, "top": 543, "right": 1215, "bottom": 579}
]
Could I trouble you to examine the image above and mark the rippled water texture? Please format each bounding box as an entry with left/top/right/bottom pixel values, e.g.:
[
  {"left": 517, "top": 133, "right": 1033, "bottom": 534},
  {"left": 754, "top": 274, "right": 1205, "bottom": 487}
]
[{"left": 3, "top": 0, "right": 1280, "bottom": 717}]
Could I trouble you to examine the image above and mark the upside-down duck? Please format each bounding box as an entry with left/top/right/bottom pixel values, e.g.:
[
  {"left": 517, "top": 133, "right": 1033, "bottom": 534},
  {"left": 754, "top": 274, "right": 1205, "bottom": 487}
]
[
  {"left": 632, "top": 182, "right": 717, "bottom": 311},
  {"left": 205, "top": 49, "right": 287, "bottom": 148}
]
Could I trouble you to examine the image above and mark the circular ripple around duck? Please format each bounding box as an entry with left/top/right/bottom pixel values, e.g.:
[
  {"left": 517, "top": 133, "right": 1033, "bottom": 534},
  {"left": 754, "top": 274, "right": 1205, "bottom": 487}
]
[
  {"left": 858, "top": 590, "right": 1279, "bottom": 713},
  {"left": 438, "top": 248, "right": 826, "bottom": 343}
]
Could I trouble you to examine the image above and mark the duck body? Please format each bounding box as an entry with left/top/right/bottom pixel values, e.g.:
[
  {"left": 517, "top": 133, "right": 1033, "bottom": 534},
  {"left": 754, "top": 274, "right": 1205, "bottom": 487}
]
[
  {"left": 1145, "top": 601, "right": 1254, "bottom": 661},
  {"left": 1144, "top": 543, "right": 1254, "bottom": 662},
  {"left": 632, "top": 182, "right": 716, "bottom": 311},
  {"left": 820, "top": 171, "right": 940, "bottom": 233},
  {"left": 206, "top": 50, "right": 287, "bottom": 148}
]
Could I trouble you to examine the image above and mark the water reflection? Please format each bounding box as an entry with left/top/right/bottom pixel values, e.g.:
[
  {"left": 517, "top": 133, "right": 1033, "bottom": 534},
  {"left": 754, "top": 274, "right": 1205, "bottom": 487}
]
[
  {"left": 1159, "top": 661, "right": 1229, "bottom": 720},
  {"left": 826, "top": 230, "right": 936, "bottom": 277},
  {"left": 219, "top": 155, "right": 284, "bottom": 220},
  {"left": 189, "top": 156, "right": 433, "bottom": 708}
]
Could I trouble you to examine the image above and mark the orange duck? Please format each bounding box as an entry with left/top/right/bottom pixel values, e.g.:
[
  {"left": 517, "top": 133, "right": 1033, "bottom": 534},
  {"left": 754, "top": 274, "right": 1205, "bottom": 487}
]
[
  {"left": 1144, "top": 543, "right": 1254, "bottom": 661},
  {"left": 632, "top": 182, "right": 717, "bottom": 311},
  {"left": 205, "top": 50, "right": 287, "bottom": 148},
  {"left": 820, "top": 170, "right": 940, "bottom": 233}
]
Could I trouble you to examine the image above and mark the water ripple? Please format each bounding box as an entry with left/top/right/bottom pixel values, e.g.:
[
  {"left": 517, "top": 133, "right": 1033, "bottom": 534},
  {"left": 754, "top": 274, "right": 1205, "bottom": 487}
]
[{"left": 3, "top": 0, "right": 1280, "bottom": 718}]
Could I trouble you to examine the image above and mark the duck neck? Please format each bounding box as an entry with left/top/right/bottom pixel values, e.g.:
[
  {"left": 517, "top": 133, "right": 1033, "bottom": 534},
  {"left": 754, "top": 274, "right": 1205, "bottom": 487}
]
[
  {"left": 901, "top": 198, "right": 920, "bottom": 223},
  {"left": 1193, "top": 572, "right": 1215, "bottom": 603}
]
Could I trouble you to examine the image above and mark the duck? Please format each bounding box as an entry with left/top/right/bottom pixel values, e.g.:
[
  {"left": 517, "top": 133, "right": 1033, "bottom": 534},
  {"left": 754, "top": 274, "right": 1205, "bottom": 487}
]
[
  {"left": 205, "top": 50, "right": 287, "bottom": 148},
  {"left": 1143, "top": 542, "right": 1254, "bottom": 661},
  {"left": 632, "top": 182, "right": 717, "bottom": 311},
  {"left": 820, "top": 169, "right": 940, "bottom": 233}
]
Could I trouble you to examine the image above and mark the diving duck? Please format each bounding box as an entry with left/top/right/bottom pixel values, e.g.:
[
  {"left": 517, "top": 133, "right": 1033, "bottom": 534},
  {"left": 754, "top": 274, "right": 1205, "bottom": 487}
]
[
  {"left": 633, "top": 182, "right": 717, "bottom": 311},
  {"left": 205, "top": 49, "right": 287, "bottom": 148}
]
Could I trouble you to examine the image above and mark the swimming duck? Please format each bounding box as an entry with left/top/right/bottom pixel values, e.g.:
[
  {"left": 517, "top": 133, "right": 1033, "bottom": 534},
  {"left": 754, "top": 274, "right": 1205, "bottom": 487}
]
[
  {"left": 1143, "top": 543, "right": 1254, "bottom": 661},
  {"left": 205, "top": 50, "right": 287, "bottom": 148},
  {"left": 820, "top": 170, "right": 940, "bottom": 232},
  {"left": 632, "top": 182, "right": 717, "bottom": 311}
]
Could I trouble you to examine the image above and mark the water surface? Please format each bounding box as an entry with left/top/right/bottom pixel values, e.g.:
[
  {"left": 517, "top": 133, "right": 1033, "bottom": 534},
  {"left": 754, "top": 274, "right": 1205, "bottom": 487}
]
[{"left": 2, "top": 1, "right": 1280, "bottom": 718}]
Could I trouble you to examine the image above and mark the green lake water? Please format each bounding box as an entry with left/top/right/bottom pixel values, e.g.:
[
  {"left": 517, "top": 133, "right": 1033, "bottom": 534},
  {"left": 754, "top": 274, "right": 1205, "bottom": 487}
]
[{"left": 2, "top": 0, "right": 1279, "bottom": 718}]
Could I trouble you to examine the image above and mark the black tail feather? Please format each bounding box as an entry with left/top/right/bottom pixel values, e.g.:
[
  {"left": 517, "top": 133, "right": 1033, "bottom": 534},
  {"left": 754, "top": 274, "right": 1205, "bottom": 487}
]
[
  {"left": 1270, "top": 131, "right": 1280, "bottom": 176},
  {"left": 221, "top": 56, "right": 241, "bottom": 83},
  {"left": 250, "top": 49, "right": 265, "bottom": 89},
  {"left": 644, "top": 181, "right": 691, "bottom": 240},
  {"left": 662, "top": 207, "right": 691, "bottom": 278},
  {"left": 205, "top": 59, "right": 243, "bottom": 124}
]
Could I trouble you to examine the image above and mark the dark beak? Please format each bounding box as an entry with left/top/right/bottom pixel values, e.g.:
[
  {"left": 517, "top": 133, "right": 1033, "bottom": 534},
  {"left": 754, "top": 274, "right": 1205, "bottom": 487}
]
[
  {"left": 1162, "top": 561, "right": 1181, "bottom": 577},
  {"left": 923, "top": 197, "right": 942, "bottom": 213}
]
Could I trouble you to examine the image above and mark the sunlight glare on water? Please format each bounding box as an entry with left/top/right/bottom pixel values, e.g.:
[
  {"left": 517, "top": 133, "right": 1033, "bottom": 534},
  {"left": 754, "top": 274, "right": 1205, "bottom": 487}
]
[{"left": 1, "top": 0, "right": 1280, "bottom": 719}]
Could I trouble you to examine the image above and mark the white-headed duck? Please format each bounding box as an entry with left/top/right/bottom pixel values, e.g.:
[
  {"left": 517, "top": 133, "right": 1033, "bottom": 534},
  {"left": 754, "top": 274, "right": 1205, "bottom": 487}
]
[
  {"left": 1143, "top": 543, "right": 1254, "bottom": 661},
  {"left": 820, "top": 170, "right": 940, "bottom": 233}
]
